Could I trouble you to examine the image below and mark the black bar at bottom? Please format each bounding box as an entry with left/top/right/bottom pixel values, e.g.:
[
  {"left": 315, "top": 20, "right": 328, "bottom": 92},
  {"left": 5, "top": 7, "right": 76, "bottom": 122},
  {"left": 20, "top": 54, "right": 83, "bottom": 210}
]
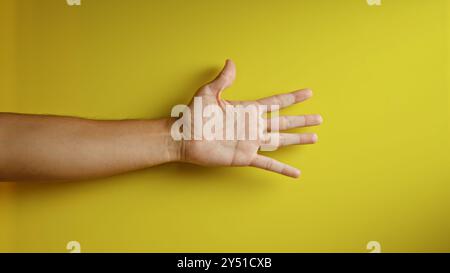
[{"left": 0, "top": 253, "right": 448, "bottom": 271}]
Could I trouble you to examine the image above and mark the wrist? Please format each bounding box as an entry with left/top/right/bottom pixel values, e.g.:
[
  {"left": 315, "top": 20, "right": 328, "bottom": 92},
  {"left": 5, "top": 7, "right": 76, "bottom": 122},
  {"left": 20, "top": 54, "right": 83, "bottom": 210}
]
[{"left": 162, "top": 118, "right": 184, "bottom": 163}]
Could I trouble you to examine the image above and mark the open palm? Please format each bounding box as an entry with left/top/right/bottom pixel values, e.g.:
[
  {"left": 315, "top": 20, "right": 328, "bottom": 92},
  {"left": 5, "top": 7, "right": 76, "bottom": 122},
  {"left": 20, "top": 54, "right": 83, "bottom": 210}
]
[{"left": 178, "top": 60, "right": 322, "bottom": 178}]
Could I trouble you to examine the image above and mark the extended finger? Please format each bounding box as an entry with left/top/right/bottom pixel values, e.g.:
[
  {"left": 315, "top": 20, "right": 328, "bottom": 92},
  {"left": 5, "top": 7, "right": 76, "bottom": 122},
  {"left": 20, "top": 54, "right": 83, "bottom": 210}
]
[
  {"left": 266, "top": 114, "right": 323, "bottom": 131},
  {"left": 228, "top": 89, "right": 312, "bottom": 111},
  {"left": 250, "top": 155, "right": 300, "bottom": 178},
  {"left": 262, "top": 133, "right": 318, "bottom": 149}
]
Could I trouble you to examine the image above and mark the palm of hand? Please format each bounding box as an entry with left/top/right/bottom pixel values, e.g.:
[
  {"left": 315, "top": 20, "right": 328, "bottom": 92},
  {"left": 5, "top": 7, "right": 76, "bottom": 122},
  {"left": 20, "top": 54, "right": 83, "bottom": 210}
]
[{"left": 179, "top": 60, "right": 322, "bottom": 178}]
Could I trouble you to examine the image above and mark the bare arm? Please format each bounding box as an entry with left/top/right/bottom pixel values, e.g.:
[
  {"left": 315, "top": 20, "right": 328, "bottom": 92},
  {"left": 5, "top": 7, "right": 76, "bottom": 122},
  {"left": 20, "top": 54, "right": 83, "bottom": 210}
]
[{"left": 0, "top": 113, "right": 178, "bottom": 181}]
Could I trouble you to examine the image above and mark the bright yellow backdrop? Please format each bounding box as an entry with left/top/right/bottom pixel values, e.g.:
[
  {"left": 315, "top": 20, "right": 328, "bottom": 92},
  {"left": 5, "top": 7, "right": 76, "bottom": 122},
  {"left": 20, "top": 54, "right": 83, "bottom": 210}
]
[{"left": 1, "top": 0, "right": 449, "bottom": 252}]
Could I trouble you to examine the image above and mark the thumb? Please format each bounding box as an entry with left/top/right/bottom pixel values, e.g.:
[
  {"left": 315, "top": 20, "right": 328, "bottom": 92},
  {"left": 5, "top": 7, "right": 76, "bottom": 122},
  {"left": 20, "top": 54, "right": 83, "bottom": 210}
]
[{"left": 207, "top": 59, "right": 236, "bottom": 95}]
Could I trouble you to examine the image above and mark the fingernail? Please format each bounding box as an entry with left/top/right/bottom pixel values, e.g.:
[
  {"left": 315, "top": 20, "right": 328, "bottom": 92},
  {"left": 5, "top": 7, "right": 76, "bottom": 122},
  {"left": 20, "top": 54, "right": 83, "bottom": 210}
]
[
  {"left": 304, "top": 89, "right": 313, "bottom": 96},
  {"left": 316, "top": 115, "right": 323, "bottom": 124}
]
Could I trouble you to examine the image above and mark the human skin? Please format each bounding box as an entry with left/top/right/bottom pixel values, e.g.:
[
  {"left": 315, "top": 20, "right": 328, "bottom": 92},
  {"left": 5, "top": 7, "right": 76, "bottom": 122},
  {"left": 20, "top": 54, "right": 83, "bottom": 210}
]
[{"left": 0, "top": 60, "right": 322, "bottom": 181}]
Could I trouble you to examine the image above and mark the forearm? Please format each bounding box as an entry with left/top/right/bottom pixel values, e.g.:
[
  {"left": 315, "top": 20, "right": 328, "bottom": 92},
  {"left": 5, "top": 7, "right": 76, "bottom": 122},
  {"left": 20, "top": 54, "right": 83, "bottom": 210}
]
[{"left": 0, "top": 113, "right": 179, "bottom": 181}]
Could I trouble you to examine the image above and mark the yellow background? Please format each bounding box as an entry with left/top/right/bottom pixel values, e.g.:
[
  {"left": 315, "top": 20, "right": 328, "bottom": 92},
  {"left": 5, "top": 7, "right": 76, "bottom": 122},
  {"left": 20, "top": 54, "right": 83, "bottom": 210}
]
[{"left": 1, "top": 0, "right": 449, "bottom": 252}]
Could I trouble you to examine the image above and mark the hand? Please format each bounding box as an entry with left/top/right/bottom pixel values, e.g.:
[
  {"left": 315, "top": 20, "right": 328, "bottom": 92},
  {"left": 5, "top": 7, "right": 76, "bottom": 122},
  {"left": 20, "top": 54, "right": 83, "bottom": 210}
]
[{"left": 173, "top": 60, "right": 323, "bottom": 178}]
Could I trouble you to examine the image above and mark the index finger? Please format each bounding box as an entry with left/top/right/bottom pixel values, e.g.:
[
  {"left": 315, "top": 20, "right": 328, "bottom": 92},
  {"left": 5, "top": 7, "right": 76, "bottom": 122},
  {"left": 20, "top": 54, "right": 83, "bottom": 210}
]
[{"left": 228, "top": 89, "right": 313, "bottom": 111}]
